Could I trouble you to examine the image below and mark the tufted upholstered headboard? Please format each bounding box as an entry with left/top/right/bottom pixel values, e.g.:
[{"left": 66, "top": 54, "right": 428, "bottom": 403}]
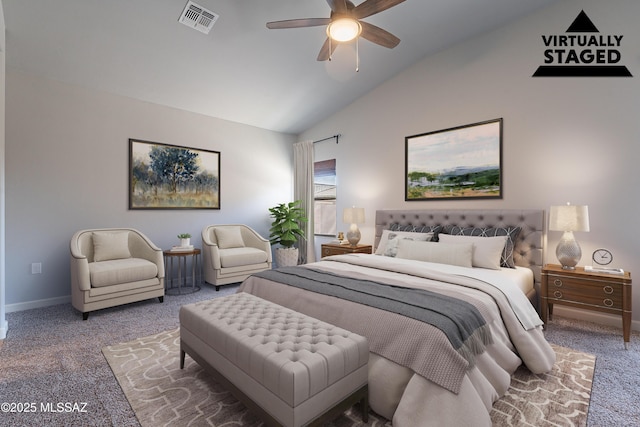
[{"left": 375, "top": 209, "right": 545, "bottom": 306}]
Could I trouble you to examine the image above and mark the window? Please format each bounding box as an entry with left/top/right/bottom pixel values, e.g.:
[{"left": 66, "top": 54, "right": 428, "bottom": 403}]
[{"left": 314, "top": 159, "right": 336, "bottom": 236}]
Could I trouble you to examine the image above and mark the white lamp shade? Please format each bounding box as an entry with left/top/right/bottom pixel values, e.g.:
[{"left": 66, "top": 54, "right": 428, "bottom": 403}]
[
  {"left": 343, "top": 207, "right": 365, "bottom": 224},
  {"left": 549, "top": 204, "right": 590, "bottom": 232}
]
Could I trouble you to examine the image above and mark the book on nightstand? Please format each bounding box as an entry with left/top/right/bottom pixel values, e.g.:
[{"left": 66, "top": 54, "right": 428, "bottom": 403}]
[
  {"left": 170, "top": 245, "right": 194, "bottom": 252},
  {"left": 584, "top": 266, "right": 625, "bottom": 275}
]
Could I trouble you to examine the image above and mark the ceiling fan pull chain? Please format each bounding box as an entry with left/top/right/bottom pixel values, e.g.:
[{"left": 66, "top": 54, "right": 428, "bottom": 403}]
[
  {"left": 329, "top": 37, "right": 333, "bottom": 61},
  {"left": 356, "top": 37, "right": 360, "bottom": 72}
]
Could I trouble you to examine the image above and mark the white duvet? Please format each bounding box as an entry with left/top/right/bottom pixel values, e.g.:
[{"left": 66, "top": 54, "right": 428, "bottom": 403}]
[
  {"left": 322, "top": 254, "right": 542, "bottom": 330},
  {"left": 239, "top": 254, "right": 556, "bottom": 426}
]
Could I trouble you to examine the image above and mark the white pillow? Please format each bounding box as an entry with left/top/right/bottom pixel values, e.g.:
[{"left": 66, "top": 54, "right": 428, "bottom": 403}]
[
  {"left": 375, "top": 230, "right": 434, "bottom": 256},
  {"left": 92, "top": 231, "right": 131, "bottom": 262},
  {"left": 396, "top": 239, "right": 473, "bottom": 268},
  {"left": 438, "top": 234, "right": 507, "bottom": 270},
  {"left": 215, "top": 227, "right": 245, "bottom": 249}
]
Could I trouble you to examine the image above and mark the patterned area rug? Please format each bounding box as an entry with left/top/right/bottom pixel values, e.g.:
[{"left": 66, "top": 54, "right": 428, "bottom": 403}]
[
  {"left": 103, "top": 329, "right": 594, "bottom": 427},
  {"left": 491, "top": 344, "right": 595, "bottom": 426}
]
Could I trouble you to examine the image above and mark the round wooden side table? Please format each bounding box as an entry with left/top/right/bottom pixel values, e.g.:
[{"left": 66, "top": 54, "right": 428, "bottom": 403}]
[{"left": 163, "top": 248, "right": 201, "bottom": 295}]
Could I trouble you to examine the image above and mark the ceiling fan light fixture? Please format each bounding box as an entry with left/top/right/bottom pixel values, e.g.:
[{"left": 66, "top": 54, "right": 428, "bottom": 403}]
[{"left": 327, "top": 18, "right": 362, "bottom": 42}]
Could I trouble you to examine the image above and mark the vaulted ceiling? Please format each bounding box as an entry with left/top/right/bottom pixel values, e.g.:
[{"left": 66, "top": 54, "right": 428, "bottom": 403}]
[{"left": 3, "top": 0, "right": 558, "bottom": 134}]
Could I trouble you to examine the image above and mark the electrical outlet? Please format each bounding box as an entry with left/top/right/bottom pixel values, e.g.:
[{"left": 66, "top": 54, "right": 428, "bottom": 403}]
[{"left": 31, "top": 263, "right": 42, "bottom": 274}]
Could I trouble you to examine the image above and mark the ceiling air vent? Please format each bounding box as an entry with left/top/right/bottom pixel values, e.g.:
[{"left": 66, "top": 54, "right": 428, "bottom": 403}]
[{"left": 178, "top": 1, "right": 219, "bottom": 34}]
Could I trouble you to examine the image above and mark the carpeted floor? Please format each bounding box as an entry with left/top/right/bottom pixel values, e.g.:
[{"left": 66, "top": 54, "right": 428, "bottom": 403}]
[{"left": 1, "top": 283, "right": 639, "bottom": 426}]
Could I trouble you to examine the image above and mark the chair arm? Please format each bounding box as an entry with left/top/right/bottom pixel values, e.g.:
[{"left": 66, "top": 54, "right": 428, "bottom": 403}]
[
  {"left": 70, "top": 232, "right": 91, "bottom": 291},
  {"left": 242, "top": 227, "right": 273, "bottom": 262},
  {"left": 202, "top": 239, "right": 222, "bottom": 269},
  {"left": 202, "top": 227, "right": 223, "bottom": 269},
  {"left": 70, "top": 255, "right": 91, "bottom": 291},
  {"left": 70, "top": 230, "right": 88, "bottom": 260},
  {"left": 128, "top": 230, "right": 165, "bottom": 278}
]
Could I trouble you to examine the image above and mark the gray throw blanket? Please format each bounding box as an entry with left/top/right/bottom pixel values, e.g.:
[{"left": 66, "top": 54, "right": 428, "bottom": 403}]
[{"left": 252, "top": 266, "right": 493, "bottom": 366}]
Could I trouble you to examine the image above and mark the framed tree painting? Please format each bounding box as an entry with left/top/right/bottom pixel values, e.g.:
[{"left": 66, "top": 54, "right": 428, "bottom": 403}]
[
  {"left": 129, "top": 139, "right": 220, "bottom": 209},
  {"left": 405, "top": 118, "right": 502, "bottom": 201}
]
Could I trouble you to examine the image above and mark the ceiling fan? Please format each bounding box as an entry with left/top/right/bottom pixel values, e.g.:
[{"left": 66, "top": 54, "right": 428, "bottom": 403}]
[{"left": 266, "top": 0, "right": 405, "bottom": 62}]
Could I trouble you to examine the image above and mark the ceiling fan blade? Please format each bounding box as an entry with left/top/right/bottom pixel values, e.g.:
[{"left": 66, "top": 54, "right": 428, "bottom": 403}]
[
  {"left": 317, "top": 38, "right": 339, "bottom": 61},
  {"left": 326, "top": 0, "right": 348, "bottom": 14},
  {"left": 353, "top": 0, "right": 406, "bottom": 19},
  {"left": 359, "top": 21, "right": 400, "bottom": 48},
  {"left": 266, "top": 18, "right": 330, "bottom": 29}
]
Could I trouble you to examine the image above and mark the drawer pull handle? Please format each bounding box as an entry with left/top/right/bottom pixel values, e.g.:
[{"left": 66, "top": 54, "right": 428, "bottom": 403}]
[
  {"left": 554, "top": 291, "right": 563, "bottom": 299},
  {"left": 553, "top": 279, "right": 563, "bottom": 287},
  {"left": 603, "top": 286, "right": 614, "bottom": 294},
  {"left": 603, "top": 298, "right": 614, "bottom": 307}
]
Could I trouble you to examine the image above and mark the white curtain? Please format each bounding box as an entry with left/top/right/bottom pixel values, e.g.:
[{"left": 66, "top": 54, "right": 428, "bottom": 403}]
[{"left": 293, "top": 141, "right": 316, "bottom": 264}]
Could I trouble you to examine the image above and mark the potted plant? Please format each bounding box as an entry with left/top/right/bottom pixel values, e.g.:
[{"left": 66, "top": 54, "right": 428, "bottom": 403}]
[
  {"left": 268, "top": 200, "right": 307, "bottom": 267},
  {"left": 177, "top": 233, "right": 192, "bottom": 247}
]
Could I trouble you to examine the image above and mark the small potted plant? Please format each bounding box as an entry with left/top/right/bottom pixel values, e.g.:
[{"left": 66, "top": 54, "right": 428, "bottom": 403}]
[
  {"left": 268, "top": 200, "right": 307, "bottom": 267},
  {"left": 177, "top": 233, "right": 192, "bottom": 247}
]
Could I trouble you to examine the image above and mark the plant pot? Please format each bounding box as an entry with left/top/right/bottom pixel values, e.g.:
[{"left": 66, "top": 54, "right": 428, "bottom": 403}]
[
  {"left": 180, "top": 238, "right": 191, "bottom": 247},
  {"left": 274, "top": 247, "right": 299, "bottom": 268}
]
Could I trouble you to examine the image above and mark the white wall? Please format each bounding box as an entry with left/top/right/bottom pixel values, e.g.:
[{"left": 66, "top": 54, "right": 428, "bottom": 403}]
[
  {"left": 303, "top": 0, "right": 640, "bottom": 324},
  {"left": 5, "top": 71, "right": 296, "bottom": 310}
]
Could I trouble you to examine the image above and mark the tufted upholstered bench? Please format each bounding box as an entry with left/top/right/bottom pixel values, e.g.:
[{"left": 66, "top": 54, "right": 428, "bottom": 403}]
[{"left": 179, "top": 292, "right": 369, "bottom": 427}]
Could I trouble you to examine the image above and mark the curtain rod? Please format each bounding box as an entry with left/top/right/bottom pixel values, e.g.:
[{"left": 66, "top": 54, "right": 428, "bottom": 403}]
[{"left": 312, "top": 134, "right": 341, "bottom": 144}]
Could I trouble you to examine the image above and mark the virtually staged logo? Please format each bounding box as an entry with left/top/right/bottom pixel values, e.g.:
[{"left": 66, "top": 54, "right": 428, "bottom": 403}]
[{"left": 533, "top": 10, "right": 632, "bottom": 77}]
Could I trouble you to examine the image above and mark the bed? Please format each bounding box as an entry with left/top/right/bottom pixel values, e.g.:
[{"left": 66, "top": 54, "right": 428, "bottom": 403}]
[{"left": 238, "top": 209, "right": 556, "bottom": 426}]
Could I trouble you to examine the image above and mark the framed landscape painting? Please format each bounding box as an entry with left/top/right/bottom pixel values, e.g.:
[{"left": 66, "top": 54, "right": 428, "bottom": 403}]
[
  {"left": 129, "top": 139, "right": 220, "bottom": 209},
  {"left": 405, "top": 118, "right": 503, "bottom": 201}
]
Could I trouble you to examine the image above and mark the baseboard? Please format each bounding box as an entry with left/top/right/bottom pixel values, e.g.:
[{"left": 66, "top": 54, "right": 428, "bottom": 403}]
[
  {"left": 6, "top": 295, "right": 71, "bottom": 313},
  {"left": 553, "top": 306, "right": 640, "bottom": 332}
]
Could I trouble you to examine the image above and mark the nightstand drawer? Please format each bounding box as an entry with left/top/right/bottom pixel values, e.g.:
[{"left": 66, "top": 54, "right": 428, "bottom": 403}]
[
  {"left": 322, "top": 246, "right": 341, "bottom": 257},
  {"left": 321, "top": 243, "right": 372, "bottom": 258},
  {"left": 547, "top": 274, "right": 623, "bottom": 309},
  {"left": 547, "top": 275, "right": 622, "bottom": 297},
  {"left": 546, "top": 289, "right": 622, "bottom": 310}
]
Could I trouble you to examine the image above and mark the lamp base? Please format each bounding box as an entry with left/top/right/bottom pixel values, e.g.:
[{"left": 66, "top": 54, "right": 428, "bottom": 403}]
[
  {"left": 346, "top": 224, "right": 361, "bottom": 247},
  {"left": 556, "top": 231, "right": 582, "bottom": 270}
]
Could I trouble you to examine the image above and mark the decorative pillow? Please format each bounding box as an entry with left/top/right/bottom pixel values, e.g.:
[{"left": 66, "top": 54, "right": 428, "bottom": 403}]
[
  {"left": 389, "top": 223, "right": 442, "bottom": 234},
  {"left": 396, "top": 239, "right": 473, "bottom": 268},
  {"left": 438, "top": 234, "right": 507, "bottom": 270},
  {"left": 383, "top": 232, "right": 434, "bottom": 257},
  {"left": 442, "top": 226, "right": 522, "bottom": 268},
  {"left": 92, "top": 231, "right": 131, "bottom": 262},
  {"left": 215, "top": 227, "right": 245, "bottom": 249},
  {"left": 389, "top": 224, "right": 442, "bottom": 242},
  {"left": 375, "top": 230, "right": 434, "bottom": 256}
]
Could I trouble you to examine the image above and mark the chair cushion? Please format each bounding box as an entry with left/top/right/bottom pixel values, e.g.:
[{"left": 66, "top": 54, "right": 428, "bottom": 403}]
[
  {"left": 219, "top": 247, "right": 268, "bottom": 268},
  {"left": 215, "top": 227, "right": 245, "bottom": 249},
  {"left": 89, "top": 258, "right": 158, "bottom": 287},
  {"left": 93, "top": 231, "right": 131, "bottom": 262}
]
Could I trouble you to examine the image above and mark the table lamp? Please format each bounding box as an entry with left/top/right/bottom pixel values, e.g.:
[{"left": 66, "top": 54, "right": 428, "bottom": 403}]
[
  {"left": 549, "top": 203, "right": 590, "bottom": 270},
  {"left": 343, "top": 207, "right": 365, "bottom": 246}
]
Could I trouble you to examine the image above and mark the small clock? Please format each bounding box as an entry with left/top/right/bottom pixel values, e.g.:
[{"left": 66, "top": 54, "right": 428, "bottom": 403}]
[{"left": 592, "top": 248, "right": 613, "bottom": 266}]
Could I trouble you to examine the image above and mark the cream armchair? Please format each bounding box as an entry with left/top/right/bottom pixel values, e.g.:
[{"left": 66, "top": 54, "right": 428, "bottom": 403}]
[
  {"left": 70, "top": 228, "right": 165, "bottom": 320},
  {"left": 202, "top": 224, "right": 272, "bottom": 291}
]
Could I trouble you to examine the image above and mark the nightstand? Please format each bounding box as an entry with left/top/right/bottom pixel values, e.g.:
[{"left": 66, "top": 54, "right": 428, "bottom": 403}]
[
  {"left": 541, "top": 264, "right": 632, "bottom": 348},
  {"left": 321, "top": 243, "right": 372, "bottom": 258}
]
